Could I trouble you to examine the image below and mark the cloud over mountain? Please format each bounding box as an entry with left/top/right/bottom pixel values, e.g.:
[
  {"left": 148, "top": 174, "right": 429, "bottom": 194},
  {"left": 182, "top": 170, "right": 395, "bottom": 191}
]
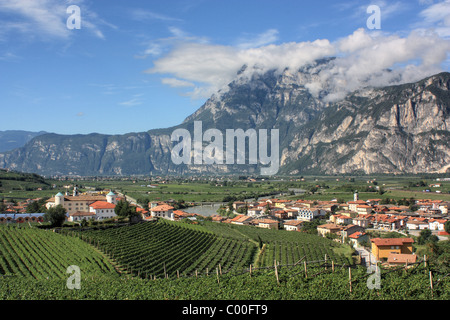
[{"left": 147, "top": 2, "right": 450, "bottom": 102}]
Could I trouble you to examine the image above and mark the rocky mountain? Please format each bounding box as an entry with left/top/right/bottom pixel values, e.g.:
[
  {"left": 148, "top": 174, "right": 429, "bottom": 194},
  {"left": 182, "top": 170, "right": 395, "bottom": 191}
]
[
  {"left": 0, "top": 59, "right": 448, "bottom": 176},
  {"left": 0, "top": 130, "right": 48, "bottom": 153}
]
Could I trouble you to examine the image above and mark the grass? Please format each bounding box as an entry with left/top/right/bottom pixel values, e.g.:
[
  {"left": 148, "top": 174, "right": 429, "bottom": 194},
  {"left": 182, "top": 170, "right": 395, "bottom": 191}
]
[{"left": 1, "top": 173, "right": 449, "bottom": 206}]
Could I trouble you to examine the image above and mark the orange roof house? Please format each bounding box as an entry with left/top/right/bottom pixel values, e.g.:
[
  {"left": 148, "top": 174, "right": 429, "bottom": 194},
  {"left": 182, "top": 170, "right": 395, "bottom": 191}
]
[
  {"left": 89, "top": 201, "right": 116, "bottom": 210},
  {"left": 371, "top": 238, "right": 414, "bottom": 261},
  {"left": 150, "top": 204, "right": 174, "bottom": 220},
  {"left": 387, "top": 253, "right": 417, "bottom": 266}
]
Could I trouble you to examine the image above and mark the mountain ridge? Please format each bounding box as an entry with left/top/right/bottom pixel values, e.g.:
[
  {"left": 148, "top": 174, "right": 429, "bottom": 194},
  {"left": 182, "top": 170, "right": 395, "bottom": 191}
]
[{"left": 0, "top": 64, "right": 449, "bottom": 176}]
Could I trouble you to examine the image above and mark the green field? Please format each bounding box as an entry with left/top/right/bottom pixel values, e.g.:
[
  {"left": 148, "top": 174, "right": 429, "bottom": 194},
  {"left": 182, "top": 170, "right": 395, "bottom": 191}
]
[
  {"left": 0, "top": 220, "right": 448, "bottom": 300},
  {"left": 2, "top": 170, "right": 449, "bottom": 205}
]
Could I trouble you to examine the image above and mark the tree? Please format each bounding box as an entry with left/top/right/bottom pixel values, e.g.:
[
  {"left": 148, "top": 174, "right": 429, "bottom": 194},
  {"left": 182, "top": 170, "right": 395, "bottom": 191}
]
[
  {"left": 43, "top": 205, "right": 67, "bottom": 227},
  {"left": 26, "top": 199, "right": 47, "bottom": 213},
  {"left": 417, "top": 229, "right": 438, "bottom": 245},
  {"left": 114, "top": 200, "right": 137, "bottom": 219},
  {"left": 445, "top": 221, "right": 450, "bottom": 234}
]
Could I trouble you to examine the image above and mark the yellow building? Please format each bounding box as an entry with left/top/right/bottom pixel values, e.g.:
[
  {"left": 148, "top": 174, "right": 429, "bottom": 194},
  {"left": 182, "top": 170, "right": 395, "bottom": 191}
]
[{"left": 371, "top": 238, "right": 414, "bottom": 261}]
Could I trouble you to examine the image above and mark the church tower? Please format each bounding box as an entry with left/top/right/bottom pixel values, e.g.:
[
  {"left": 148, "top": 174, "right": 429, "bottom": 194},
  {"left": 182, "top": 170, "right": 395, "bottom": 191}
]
[
  {"left": 106, "top": 191, "right": 117, "bottom": 204},
  {"left": 55, "top": 192, "right": 65, "bottom": 206}
]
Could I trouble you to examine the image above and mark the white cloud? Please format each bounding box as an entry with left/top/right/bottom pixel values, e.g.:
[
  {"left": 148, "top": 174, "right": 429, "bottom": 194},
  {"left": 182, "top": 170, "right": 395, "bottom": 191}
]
[
  {"left": 417, "top": 0, "right": 450, "bottom": 37},
  {"left": 237, "top": 29, "right": 279, "bottom": 49},
  {"left": 147, "top": 2, "right": 450, "bottom": 102},
  {"left": 129, "top": 8, "right": 182, "bottom": 22},
  {"left": 146, "top": 39, "right": 336, "bottom": 99},
  {"left": 318, "top": 28, "right": 450, "bottom": 101},
  {"left": 119, "top": 98, "right": 143, "bottom": 107},
  {"left": 119, "top": 94, "right": 144, "bottom": 107},
  {"left": 161, "top": 78, "right": 195, "bottom": 88},
  {"left": 138, "top": 26, "right": 209, "bottom": 59},
  {"left": 0, "top": 0, "right": 109, "bottom": 41}
]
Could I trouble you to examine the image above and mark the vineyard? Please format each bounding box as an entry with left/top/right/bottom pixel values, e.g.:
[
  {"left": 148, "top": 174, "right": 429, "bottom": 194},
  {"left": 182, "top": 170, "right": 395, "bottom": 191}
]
[
  {"left": 201, "top": 222, "right": 353, "bottom": 267},
  {"left": 73, "top": 220, "right": 257, "bottom": 278},
  {"left": 0, "top": 225, "right": 118, "bottom": 280},
  {"left": 1, "top": 260, "right": 448, "bottom": 300},
  {"left": 0, "top": 220, "right": 449, "bottom": 300}
]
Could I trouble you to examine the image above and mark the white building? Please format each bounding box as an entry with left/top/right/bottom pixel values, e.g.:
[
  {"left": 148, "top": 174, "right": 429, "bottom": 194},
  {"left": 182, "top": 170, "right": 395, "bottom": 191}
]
[
  {"left": 283, "top": 220, "right": 303, "bottom": 231},
  {"left": 429, "top": 219, "right": 447, "bottom": 231},
  {"left": 47, "top": 189, "right": 117, "bottom": 215},
  {"left": 89, "top": 201, "right": 117, "bottom": 220},
  {"left": 150, "top": 204, "right": 174, "bottom": 220},
  {"left": 296, "top": 208, "right": 326, "bottom": 221},
  {"left": 406, "top": 220, "right": 429, "bottom": 230}
]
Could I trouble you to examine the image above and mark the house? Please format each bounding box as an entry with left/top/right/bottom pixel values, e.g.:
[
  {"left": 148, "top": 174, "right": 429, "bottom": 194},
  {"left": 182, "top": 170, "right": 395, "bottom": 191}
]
[
  {"left": 230, "top": 214, "right": 253, "bottom": 225},
  {"left": 273, "top": 210, "right": 288, "bottom": 219},
  {"left": 247, "top": 207, "right": 263, "bottom": 216},
  {"left": 283, "top": 220, "right": 303, "bottom": 231},
  {"left": 284, "top": 208, "right": 298, "bottom": 219},
  {"left": 348, "top": 200, "right": 368, "bottom": 212},
  {"left": 317, "top": 223, "right": 342, "bottom": 237},
  {"left": 428, "top": 219, "right": 447, "bottom": 231},
  {"left": 438, "top": 203, "right": 449, "bottom": 215},
  {"left": 387, "top": 253, "right": 417, "bottom": 266},
  {"left": 340, "top": 224, "right": 365, "bottom": 239},
  {"left": 406, "top": 220, "right": 429, "bottom": 230},
  {"left": 173, "top": 210, "right": 198, "bottom": 220},
  {"left": 331, "top": 214, "right": 353, "bottom": 225},
  {"left": 296, "top": 208, "right": 326, "bottom": 221},
  {"left": 256, "top": 218, "right": 279, "bottom": 229},
  {"left": 348, "top": 231, "right": 369, "bottom": 248},
  {"left": 89, "top": 201, "right": 117, "bottom": 220},
  {"left": 273, "top": 199, "right": 292, "bottom": 208},
  {"left": 150, "top": 204, "right": 175, "bottom": 220},
  {"left": 352, "top": 217, "right": 370, "bottom": 228},
  {"left": 371, "top": 238, "right": 414, "bottom": 261},
  {"left": 338, "top": 211, "right": 358, "bottom": 218},
  {"left": 356, "top": 205, "right": 373, "bottom": 215}
]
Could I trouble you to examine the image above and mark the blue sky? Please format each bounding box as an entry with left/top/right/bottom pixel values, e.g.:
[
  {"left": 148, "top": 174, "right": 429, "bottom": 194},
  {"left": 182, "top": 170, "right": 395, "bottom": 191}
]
[{"left": 0, "top": 0, "right": 449, "bottom": 135}]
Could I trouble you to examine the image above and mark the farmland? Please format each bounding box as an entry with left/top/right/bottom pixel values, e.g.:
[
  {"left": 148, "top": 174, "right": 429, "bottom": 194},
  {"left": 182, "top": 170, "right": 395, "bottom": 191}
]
[
  {"left": 0, "top": 221, "right": 449, "bottom": 300},
  {"left": 2, "top": 170, "right": 450, "bottom": 205},
  {"left": 67, "top": 219, "right": 352, "bottom": 278}
]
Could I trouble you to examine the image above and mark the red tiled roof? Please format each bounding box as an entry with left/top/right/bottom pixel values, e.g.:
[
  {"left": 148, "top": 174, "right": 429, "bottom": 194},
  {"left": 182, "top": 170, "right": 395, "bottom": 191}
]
[
  {"left": 371, "top": 238, "right": 414, "bottom": 246},
  {"left": 284, "top": 220, "right": 303, "bottom": 226},
  {"left": 348, "top": 231, "right": 366, "bottom": 239},
  {"left": 257, "top": 218, "right": 278, "bottom": 224},
  {"left": 89, "top": 201, "right": 116, "bottom": 210},
  {"left": 387, "top": 253, "right": 417, "bottom": 264},
  {"left": 150, "top": 205, "right": 174, "bottom": 211}
]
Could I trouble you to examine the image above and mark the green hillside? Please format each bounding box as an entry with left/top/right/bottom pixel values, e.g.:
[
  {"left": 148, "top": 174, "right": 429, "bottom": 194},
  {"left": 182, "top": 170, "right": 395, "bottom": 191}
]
[{"left": 0, "top": 169, "right": 52, "bottom": 199}]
